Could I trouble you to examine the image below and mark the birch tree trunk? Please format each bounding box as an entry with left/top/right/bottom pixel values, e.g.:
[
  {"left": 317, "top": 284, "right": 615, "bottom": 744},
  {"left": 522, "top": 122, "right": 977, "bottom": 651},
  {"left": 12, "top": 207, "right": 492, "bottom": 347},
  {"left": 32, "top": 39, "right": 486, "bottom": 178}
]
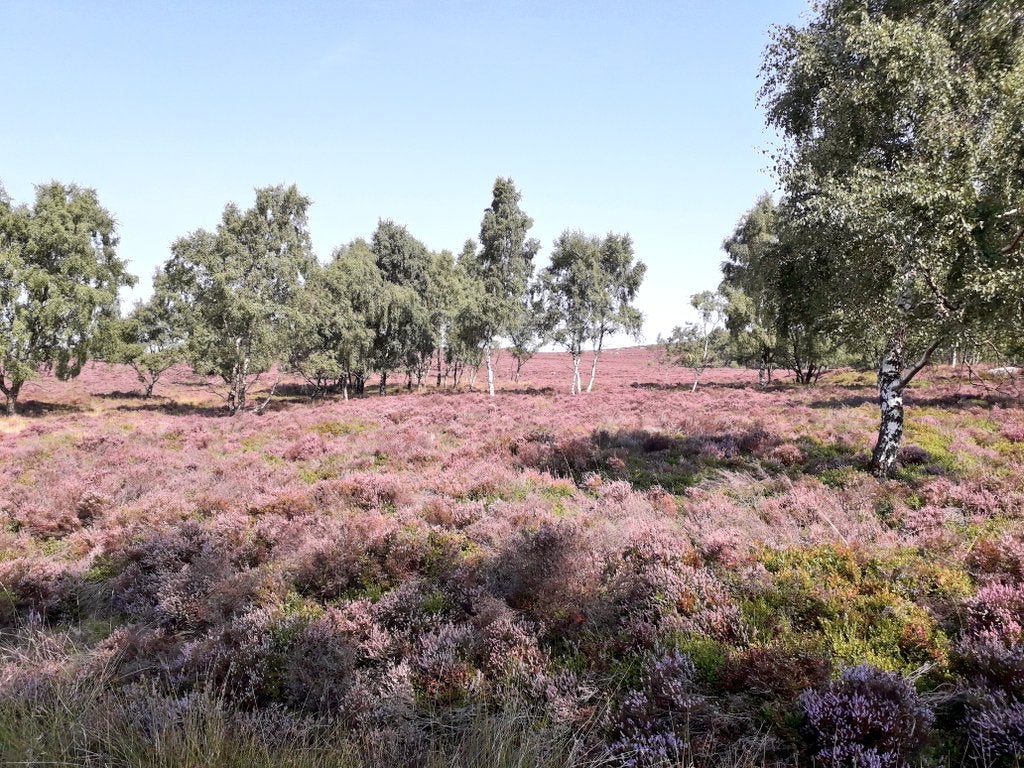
[
  {"left": 571, "top": 354, "right": 582, "bottom": 395},
  {"left": 870, "top": 343, "right": 905, "bottom": 478},
  {"left": 485, "top": 346, "right": 495, "bottom": 397},
  {"left": 586, "top": 345, "right": 602, "bottom": 393}
]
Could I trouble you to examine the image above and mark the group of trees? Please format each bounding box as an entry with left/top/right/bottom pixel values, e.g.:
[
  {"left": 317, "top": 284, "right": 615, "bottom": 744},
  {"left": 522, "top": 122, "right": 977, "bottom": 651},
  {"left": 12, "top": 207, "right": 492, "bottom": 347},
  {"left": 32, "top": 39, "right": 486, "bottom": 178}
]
[
  {"left": 691, "top": 0, "right": 1023, "bottom": 477},
  {"left": 664, "top": 1, "right": 1023, "bottom": 477},
  {"left": 7, "top": 1, "right": 1021, "bottom": 481},
  {"left": 0, "top": 177, "right": 646, "bottom": 416}
]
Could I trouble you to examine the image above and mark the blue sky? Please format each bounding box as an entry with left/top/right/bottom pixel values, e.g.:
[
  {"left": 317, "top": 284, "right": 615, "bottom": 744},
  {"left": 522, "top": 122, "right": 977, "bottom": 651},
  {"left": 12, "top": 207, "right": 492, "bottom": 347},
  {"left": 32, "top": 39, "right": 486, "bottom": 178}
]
[{"left": 2, "top": 0, "right": 806, "bottom": 343}]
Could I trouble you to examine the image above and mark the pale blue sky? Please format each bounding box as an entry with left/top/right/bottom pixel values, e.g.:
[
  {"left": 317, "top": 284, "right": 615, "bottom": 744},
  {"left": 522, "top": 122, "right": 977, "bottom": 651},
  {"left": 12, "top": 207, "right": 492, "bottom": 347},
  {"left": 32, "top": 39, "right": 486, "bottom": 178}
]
[{"left": 2, "top": 0, "right": 806, "bottom": 343}]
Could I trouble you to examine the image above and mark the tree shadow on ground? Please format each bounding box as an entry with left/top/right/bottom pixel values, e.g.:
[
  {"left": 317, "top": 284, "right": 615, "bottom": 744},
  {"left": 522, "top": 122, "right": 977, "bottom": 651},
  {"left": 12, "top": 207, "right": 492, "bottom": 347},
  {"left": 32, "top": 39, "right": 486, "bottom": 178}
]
[
  {"left": 808, "top": 392, "right": 1011, "bottom": 410},
  {"left": 95, "top": 390, "right": 150, "bottom": 400},
  {"left": 629, "top": 381, "right": 764, "bottom": 393},
  {"left": 6, "top": 400, "right": 85, "bottom": 418},
  {"left": 114, "top": 400, "right": 229, "bottom": 418},
  {"left": 514, "top": 426, "right": 871, "bottom": 494}
]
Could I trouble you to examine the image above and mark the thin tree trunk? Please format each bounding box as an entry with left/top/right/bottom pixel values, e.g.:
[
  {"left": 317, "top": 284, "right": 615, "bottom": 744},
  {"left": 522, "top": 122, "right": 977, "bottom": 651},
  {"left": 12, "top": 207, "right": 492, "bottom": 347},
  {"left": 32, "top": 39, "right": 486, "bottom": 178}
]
[
  {"left": 237, "top": 356, "right": 249, "bottom": 414},
  {"left": 571, "top": 354, "right": 582, "bottom": 395},
  {"left": 586, "top": 347, "right": 602, "bottom": 393},
  {"left": 254, "top": 378, "right": 279, "bottom": 415},
  {"left": 870, "top": 343, "right": 905, "bottom": 478},
  {"left": 485, "top": 346, "right": 495, "bottom": 397},
  {"left": 379, "top": 370, "right": 387, "bottom": 396}
]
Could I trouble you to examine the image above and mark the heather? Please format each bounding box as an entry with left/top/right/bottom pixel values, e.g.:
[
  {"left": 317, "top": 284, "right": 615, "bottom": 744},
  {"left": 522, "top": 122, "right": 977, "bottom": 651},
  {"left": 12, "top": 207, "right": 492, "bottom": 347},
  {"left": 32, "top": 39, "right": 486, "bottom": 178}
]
[{"left": 2, "top": 349, "right": 1024, "bottom": 765}]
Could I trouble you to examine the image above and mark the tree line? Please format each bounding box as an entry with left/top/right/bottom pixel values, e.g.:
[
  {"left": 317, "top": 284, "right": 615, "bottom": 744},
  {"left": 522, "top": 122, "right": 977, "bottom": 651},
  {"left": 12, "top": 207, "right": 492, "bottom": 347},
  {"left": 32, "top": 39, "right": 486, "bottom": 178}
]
[{"left": 0, "top": 178, "right": 645, "bottom": 416}]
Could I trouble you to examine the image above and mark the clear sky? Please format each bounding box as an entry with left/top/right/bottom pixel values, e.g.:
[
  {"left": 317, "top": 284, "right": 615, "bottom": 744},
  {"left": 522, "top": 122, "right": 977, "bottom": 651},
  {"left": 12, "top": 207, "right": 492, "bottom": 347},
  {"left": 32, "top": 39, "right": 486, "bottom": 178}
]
[{"left": 2, "top": 0, "right": 807, "bottom": 344}]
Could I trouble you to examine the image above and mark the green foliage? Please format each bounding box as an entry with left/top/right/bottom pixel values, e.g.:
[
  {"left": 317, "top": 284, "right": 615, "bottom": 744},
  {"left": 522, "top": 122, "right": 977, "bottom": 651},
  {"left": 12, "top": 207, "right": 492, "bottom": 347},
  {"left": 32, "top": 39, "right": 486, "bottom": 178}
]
[
  {"left": 160, "top": 185, "right": 316, "bottom": 414},
  {"left": 541, "top": 230, "right": 646, "bottom": 393},
  {"left": 761, "top": 0, "right": 1024, "bottom": 470},
  {"left": 746, "top": 545, "right": 967, "bottom": 680},
  {"left": 661, "top": 291, "right": 729, "bottom": 391},
  {"left": 0, "top": 182, "right": 135, "bottom": 414},
  {"left": 100, "top": 295, "right": 184, "bottom": 398},
  {"left": 472, "top": 178, "right": 540, "bottom": 395}
]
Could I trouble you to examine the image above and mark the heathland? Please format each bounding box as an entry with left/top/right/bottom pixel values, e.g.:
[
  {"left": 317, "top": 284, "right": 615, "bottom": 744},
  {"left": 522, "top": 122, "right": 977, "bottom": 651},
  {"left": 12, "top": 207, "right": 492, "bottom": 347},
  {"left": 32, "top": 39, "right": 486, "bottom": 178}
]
[{"left": 2, "top": 348, "right": 1023, "bottom": 766}]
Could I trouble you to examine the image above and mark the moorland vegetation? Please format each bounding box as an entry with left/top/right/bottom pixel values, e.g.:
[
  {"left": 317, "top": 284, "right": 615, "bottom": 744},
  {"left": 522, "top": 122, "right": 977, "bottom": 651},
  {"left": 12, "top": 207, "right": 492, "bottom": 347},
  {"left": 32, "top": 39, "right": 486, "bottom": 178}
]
[{"left": 2, "top": 0, "right": 1024, "bottom": 766}]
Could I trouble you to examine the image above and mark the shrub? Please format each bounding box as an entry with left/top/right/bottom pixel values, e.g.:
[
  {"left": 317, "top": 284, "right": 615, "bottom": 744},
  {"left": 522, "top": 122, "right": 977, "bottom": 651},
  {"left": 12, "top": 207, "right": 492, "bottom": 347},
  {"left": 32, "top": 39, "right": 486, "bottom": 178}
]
[
  {"left": 609, "top": 650, "right": 716, "bottom": 767},
  {"left": 798, "top": 664, "right": 933, "bottom": 768},
  {"left": 954, "top": 635, "right": 1024, "bottom": 698},
  {"left": 724, "top": 643, "right": 832, "bottom": 704},
  {"left": 962, "top": 690, "right": 1024, "bottom": 765},
  {"left": 963, "top": 583, "right": 1024, "bottom": 645},
  {"left": 0, "top": 559, "right": 79, "bottom": 625}
]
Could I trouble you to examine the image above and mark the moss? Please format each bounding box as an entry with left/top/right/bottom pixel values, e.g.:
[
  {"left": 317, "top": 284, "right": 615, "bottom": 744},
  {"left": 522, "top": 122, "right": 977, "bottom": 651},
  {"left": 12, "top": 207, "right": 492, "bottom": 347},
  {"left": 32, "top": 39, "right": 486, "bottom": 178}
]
[
  {"left": 297, "top": 456, "right": 342, "bottom": 484},
  {"left": 421, "top": 530, "right": 480, "bottom": 578},
  {"left": 818, "top": 466, "right": 859, "bottom": 489},
  {"left": 826, "top": 370, "right": 876, "bottom": 387},
  {"left": 279, "top": 591, "right": 325, "bottom": 624},
  {"left": 312, "top": 419, "right": 374, "bottom": 437},
  {"left": 40, "top": 538, "right": 70, "bottom": 557},
  {"left": 419, "top": 588, "right": 449, "bottom": 616},
  {"left": 161, "top": 429, "right": 185, "bottom": 451},
  {"left": 240, "top": 435, "right": 268, "bottom": 452},
  {"left": 902, "top": 422, "right": 960, "bottom": 475},
  {"left": 539, "top": 483, "right": 576, "bottom": 502}
]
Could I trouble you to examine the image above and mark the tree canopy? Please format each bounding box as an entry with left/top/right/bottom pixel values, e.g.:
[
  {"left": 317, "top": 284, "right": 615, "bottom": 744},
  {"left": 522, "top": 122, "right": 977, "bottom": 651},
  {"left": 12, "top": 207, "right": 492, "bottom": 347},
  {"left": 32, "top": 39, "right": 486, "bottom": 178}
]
[
  {"left": 159, "top": 184, "right": 316, "bottom": 414},
  {"left": 0, "top": 182, "right": 134, "bottom": 415},
  {"left": 761, "top": 0, "right": 1024, "bottom": 475}
]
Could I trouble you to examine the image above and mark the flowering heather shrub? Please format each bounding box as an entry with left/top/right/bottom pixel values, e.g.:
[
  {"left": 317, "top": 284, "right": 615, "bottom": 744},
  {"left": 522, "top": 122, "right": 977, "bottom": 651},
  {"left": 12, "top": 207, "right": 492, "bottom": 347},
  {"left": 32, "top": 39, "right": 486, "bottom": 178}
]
[
  {"left": 0, "top": 558, "right": 79, "bottom": 625},
  {"left": 954, "top": 635, "right": 1024, "bottom": 697},
  {"left": 109, "top": 520, "right": 243, "bottom": 628},
  {"left": 609, "top": 650, "right": 715, "bottom": 767},
  {"left": 699, "top": 527, "right": 746, "bottom": 567},
  {"left": 799, "top": 665, "right": 933, "bottom": 768},
  {"left": 175, "top": 605, "right": 293, "bottom": 703},
  {"left": 474, "top": 601, "right": 546, "bottom": 681},
  {"left": 723, "top": 644, "right": 832, "bottom": 704},
  {"left": 924, "top": 477, "right": 1024, "bottom": 520},
  {"left": 962, "top": 583, "right": 1024, "bottom": 645},
  {"left": 968, "top": 533, "right": 1024, "bottom": 584},
  {"left": 4, "top": 356, "right": 1024, "bottom": 763},
  {"left": 962, "top": 690, "right": 1024, "bottom": 764},
  {"left": 411, "top": 621, "right": 479, "bottom": 706},
  {"left": 487, "top": 520, "right": 590, "bottom": 616},
  {"left": 281, "top": 433, "right": 328, "bottom": 461}
]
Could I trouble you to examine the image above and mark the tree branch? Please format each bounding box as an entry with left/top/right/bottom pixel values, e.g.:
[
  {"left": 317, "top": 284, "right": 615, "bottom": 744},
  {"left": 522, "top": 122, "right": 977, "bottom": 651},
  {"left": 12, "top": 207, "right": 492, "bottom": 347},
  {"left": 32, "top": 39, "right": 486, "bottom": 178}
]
[
  {"left": 897, "top": 337, "right": 943, "bottom": 391},
  {"left": 1000, "top": 224, "right": 1024, "bottom": 256}
]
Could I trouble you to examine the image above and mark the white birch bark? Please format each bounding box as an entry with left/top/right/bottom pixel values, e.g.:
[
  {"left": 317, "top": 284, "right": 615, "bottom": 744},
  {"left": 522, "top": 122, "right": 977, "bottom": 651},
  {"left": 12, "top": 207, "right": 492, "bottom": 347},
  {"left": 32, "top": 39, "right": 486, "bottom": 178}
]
[
  {"left": 485, "top": 346, "right": 495, "bottom": 397},
  {"left": 870, "top": 345, "right": 905, "bottom": 477},
  {"left": 586, "top": 347, "right": 601, "bottom": 393}
]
